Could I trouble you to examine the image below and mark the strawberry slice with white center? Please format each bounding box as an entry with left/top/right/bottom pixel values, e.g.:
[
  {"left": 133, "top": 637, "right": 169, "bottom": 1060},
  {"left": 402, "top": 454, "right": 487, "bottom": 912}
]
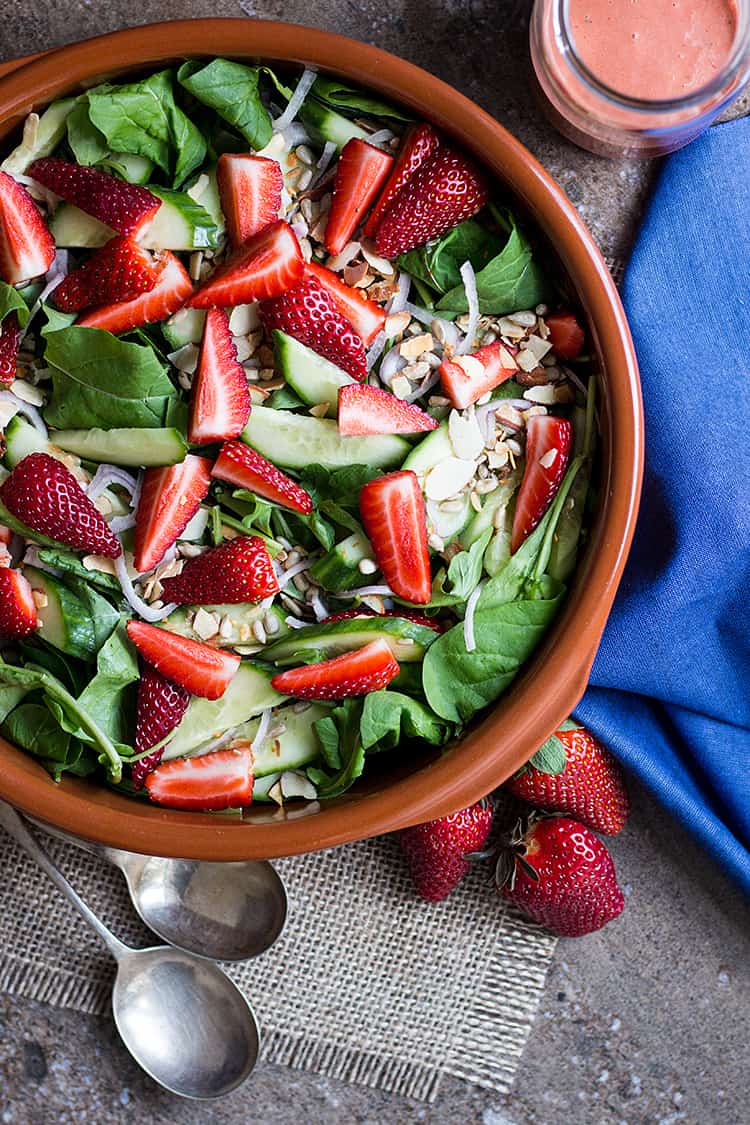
[
  {"left": 374, "top": 146, "right": 489, "bottom": 258},
  {"left": 134, "top": 454, "right": 212, "bottom": 573},
  {"left": 76, "top": 252, "right": 192, "bottom": 334},
  {"left": 211, "top": 440, "right": 313, "bottom": 515},
  {"left": 29, "top": 157, "right": 161, "bottom": 237},
  {"left": 359, "top": 470, "right": 432, "bottom": 604},
  {"left": 324, "top": 139, "right": 394, "bottom": 256},
  {"left": 132, "top": 660, "right": 190, "bottom": 789},
  {"left": 188, "top": 308, "right": 251, "bottom": 444},
  {"left": 0, "top": 172, "right": 55, "bottom": 285},
  {"left": 305, "top": 262, "right": 385, "bottom": 346},
  {"left": 145, "top": 747, "right": 254, "bottom": 810},
  {"left": 127, "top": 620, "right": 240, "bottom": 700},
  {"left": 363, "top": 123, "right": 440, "bottom": 239},
  {"left": 188, "top": 221, "right": 304, "bottom": 308},
  {"left": 338, "top": 383, "right": 438, "bottom": 436},
  {"left": 53, "top": 236, "right": 158, "bottom": 313},
  {"left": 546, "top": 311, "right": 586, "bottom": 359},
  {"left": 0, "top": 568, "right": 38, "bottom": 639},
  {"left": 511, "top": 415, "right": 572, "bottom": 553},
  {"left": 160, "top": 535, "right": 279, "bottom": 605},
  {"left": 439, "top": 340, "right": 518, "bottom": 409},
  {"left": 216, "top": 153, "right": 283, "bottom": 246},
  {"left": 0, "top": 312, "right": 21, "bottom": 386},
  {"left": 271, "top": 637, "right": 399, "bottom": 700}
]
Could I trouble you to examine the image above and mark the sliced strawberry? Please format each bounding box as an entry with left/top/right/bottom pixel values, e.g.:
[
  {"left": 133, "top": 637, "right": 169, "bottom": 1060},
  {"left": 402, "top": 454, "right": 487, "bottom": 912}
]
[
  {"left": 0, "top": 568, "right": 38, "bottom": 639},
  {"left": 188, "top": 308, "right": 251, "bottom": 444},
  {"left": 0, "top": 312, "right": 21, "bottom": 386},
  {"left": 160, "top": 535, "right": 279, "bottom": 605},
  {"left": 134, "top": 455, "right": 212, "bottom": 574},
  {"left": 127, "top": 620, "right": 240, "bottom": 700},
  {"left": 145, "top": 746, "right": 253, "bottom": 810},
  {"left": 29, "top": 157, "right": 161, "bottom": 237},
  {"left": 76, "top": 252, "right": 192, "bottom": 333},
  {"left": 188, "top": 221, "right": 304, "bottom": 308},
  {"left": 0, "top": 452, "right": 121, "bottom": 557},
  {"left": 271, "top": 637, "right": 399, "bottom": 700},
  {"left": 305, "top": 262, "right": 385, "bottom": 346},
  {"left": 439, "top": 340, "right": 518, "bottom": 410},
  {"left": 0, "top": 525, "right": 11, "bottom": 546},
  {"left": 359, "top": 471, "right": 432, "bottom": 604},
  {"left": 511, "top": 415, "right": 572, "bottom": 553},
  {"left": 0, "top": 172, "right": 55, "bottom": 285},
  {"left": 324, "top": 139, "right": 394, "bottom": 256},
  {"left": 363, "top": 123, "right": 440, "bottom": 239},
  {"left": 375, "top": 146, "right": 489, "bottom": 258},
  {"left": 212, "top": 440, "right": 313, "bottom": 515},
  {"left": 323, "top": 608, "right": 443, "bottom": 631},
  {"left": 338, "top": 383, "right": 438, "bottom": 436},
  {"left": 546, "top": 311, "right": 585, "bottom": 359},
  {"left": 216, "top": 153, "right": 283, "bottom": 246},
  {"left": 53, "top": 236, "right": 158, "bottom": 313},
  {"left": 259, "top": 272, "right": 367, "bottom": 381},
  {"left": 132, "top": 660, "right": 190, "bottom": 789}
]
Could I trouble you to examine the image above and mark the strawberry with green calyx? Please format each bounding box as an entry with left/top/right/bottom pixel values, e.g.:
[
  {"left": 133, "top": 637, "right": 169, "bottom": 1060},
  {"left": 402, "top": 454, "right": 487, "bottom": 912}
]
[
  {"left": 505, "top": 720, "right": 629, "bottom": 835},
  {"left": 398, "top": 800, "right": 494, "bottom": 902},
  {"left": 496, "top": 814, "right": 625, "bottom": 937}
]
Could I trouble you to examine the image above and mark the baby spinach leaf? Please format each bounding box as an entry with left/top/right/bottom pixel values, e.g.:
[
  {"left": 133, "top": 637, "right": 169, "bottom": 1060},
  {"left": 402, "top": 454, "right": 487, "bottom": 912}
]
[
  {"left": 308, "top": 699, "right": 365, "bottom": 798},
  {"left": 43, "top": 325, "right": 177, "bottom": 430},
  {"left": 313, "top": 713, "right": 342, "bottom": 770},
  {"left": 429, "top": 528, "right": 492, "bottom": 607},
  {"left": 3, "top": 703, "right": 71, "bottom": 763},
  {"left": 36, "top": 548, "right": 122, "bottom": 593},
  {"left": 438, "top": 217, "right": 550, "bottom": 316},
  {"left": 360, "top": 690, "right": 453, "bottom": 752},
  {"left": 399, "top": 220, "right": 503, "bottom": 296},
  {"left": 308, "top": 77, "right": 412, "bottom": 122},
  {"left": 0, "top": 281, "right": 30, "bottom": 328},
  {"left": 76, "top": 622, "right": 138, "bottom": 745},
  {"left": 64, "top": 577, "right": 122, "bottom": 650},
  {"left": 178, "top": 59, "right": 272, "bottom": 152},
  {"left": 41, "top": 306, "right": 76, "bottom": 335},
  {"left": 18, "top": 638, "right": 88, "bottom": 695},
  {"left": 66, "top": 99, "right": 109, "bottom": 166},
  {"left": 266, "top": 385, "right": 305, "bottom": 411},
  {"left": 300, "top": 464, "right": 379, "bottom": 508}
]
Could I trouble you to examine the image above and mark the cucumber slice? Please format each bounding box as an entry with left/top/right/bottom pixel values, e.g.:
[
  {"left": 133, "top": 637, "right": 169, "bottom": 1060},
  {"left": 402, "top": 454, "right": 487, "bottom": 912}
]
[
  {"left": 3, "top": 414, "right": 48, "bottom": 468},
  {"left": 52, "top": 427, "right": 187, "bottom": 468},
  {"left": 98, "top": 153, "right": 154, "bottom": 184},
  {"left": 24, "top": 565, "right": 98, "bottom": 659},
  {"left": 184, "top": 166, "right": 225, "bottom": 236},
  {"left": 162, "top": 307, "right": 207, "bottom": 349},
  {"left": 402, "top": 420, "right": 453, "bottom": 475},
  {"left": 162, "top": 662, "right": 287, "bottom": 760},
  {"left": 264, "top": 615, "right": 437, "bottom": 665},
  {"left": 141, "top": 187, "right": 220, "bottom": 251},
  {"left": 462, "top": 469, "right": 520, "bottom": 549},
  {"left": 252, "top": 772, "right": 280, "bottom": 801},
  {"left": 299, "top": 101, "right": 369, "bottom": 151},
  {"left": 161, "top": 603, "right": 289, "bottom": 648},
  {"left": 274, "top": 331, "right": 354, "bottom": 414},
  {"left": 242, "top": 406, "right": 409, "bottom": 471},
  {"left": 309, "top": 531, "right": 374, "bottom": 592},
  {"left": 234, "top": 703, "right": 328, "bottom": 776},
  {"left": 48, "top": 204, "right": 113, "bottom": 249},
  {"left": 1, "top": 98, "right": 76, "bottom": 175}
]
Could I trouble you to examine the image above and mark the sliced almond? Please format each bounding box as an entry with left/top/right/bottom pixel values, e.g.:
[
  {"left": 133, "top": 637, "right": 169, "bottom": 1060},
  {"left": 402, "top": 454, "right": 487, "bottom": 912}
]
[
  {"left": 425, "top": 457, "right": 476, "bottom": 502},
  {"left": 192, "top": 608, "right": 220, "bottom": 640},
  {"left": 399, "top": 333, "right": 433, "bottom": 360}
]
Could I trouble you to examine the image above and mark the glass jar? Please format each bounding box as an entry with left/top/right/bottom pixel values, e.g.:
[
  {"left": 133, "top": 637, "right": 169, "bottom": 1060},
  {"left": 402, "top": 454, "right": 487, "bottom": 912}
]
[{"left": 530, "top": 0, "right": 750, "bottom": 157}]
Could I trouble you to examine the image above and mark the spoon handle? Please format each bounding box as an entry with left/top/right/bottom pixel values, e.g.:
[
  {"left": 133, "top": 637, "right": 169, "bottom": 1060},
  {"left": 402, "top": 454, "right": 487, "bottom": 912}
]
[{"left": 0, "top": 802, "right": 129, "bottom": 962}]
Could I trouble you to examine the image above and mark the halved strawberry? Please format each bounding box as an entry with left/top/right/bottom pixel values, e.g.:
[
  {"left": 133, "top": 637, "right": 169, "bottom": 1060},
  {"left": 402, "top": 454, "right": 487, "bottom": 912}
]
[
  {"left": 160, "top": 535, "right": 279, "bottom": 605},
  {"left": 216, "top": 153, "right": 283, "bottom": 246},
  {"left": 134, "top": 454, "right": 212, "bottom": 574},
  {"left": 259, "top": 272, "right": 367, "bottom": 381},
  {"left": 306, "top": 262, "right": 385, "bottom": 346},
  {"left": 0, "top": 172, "right": 55, "bottom": 284},
  {"left": 0, "top": 452, "right": 121, "bottom": 557},
  {"left": 188, "top": 221, "right": 304, "bottom": 308},
  {"left": 126, "top": 620, "right": 240, "bottom": 700},
  {"left": 324, "top": 139, "right": 394, "bottom": 256},
  {"left": 338, "top": 383, "right": 438, "bottom": 436},
  {"left": 132, "top": 660, "right": 190, "bottom": 789},
  {"left": 439, "top": 340, "right": 518, "bottom": 409},
  {"left": 375, "top": 146, "right": 489, "bottom": 258},
  {"left": 0, "top": 312, "right": 21, "bottom": 386},
  {"left": 359, "top": 471, "right": 432, "bottom": 604},
  {"left": 363, "top": 123, "right": 440, "bottom": 239},
  {"left": 546, "top": 311, "right": 585, "bottom": 360},
  {"left": 0, "top": 568, "right": 38, "bottom": 639},
  {"left": 271, "top": 637, "right": 399, "bottom": 700},
  {"left": 188, "top": 308, "right": 251, "bottom": 444},
  {"left": 76, "top": 252, "right": 191, "bottom": 333},
  {"left": 29, "top": 157, "right": 161, "bottom": 237},
  {"left": 511, "top": 415, "right": 572, "bottom": 553},
  {"left": 212, "top": 440, "right": 313, "bottom": 515},
  {"left": 53, "top": 236, "right": 158, "bottom": 313},
  {"left": 145, "top": 746, "right": 254, "bottom": 810}
]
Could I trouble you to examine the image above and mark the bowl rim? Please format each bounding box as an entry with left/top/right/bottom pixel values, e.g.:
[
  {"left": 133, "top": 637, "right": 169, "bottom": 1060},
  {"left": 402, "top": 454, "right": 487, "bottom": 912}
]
[{"left": 0, "top": 18, "right": 643, "bottom": 859}]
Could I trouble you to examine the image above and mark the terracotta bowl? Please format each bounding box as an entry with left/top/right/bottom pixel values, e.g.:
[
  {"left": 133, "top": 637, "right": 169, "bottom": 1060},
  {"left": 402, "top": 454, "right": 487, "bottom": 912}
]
[{"left": 0, "top": 19, "right": 642, "bottom": 859}]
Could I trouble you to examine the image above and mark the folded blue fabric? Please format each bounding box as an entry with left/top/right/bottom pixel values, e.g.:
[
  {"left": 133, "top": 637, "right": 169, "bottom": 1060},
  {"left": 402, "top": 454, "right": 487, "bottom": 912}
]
[{"left": 575, "top": 115, "right": 750, "bottom": 895}]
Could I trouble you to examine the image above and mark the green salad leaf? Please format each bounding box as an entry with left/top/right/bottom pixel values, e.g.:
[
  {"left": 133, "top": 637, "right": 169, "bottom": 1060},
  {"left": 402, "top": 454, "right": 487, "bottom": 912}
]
[
  {"left": 308, "top": 77, "right": 412, "bottom": 121},
  {"left": 309, "top": 699, "right": 365, "bottom": 798},
  {"left": 438, "top": 214, "right": 550, "bottom": 316},
  {"left": 66, "top": 99, "right": 109, "bottom": 166},
  {"left": 399, "top": 219, "right": 503, "bottom": 296},
  {"left": 36, "top": 549, "right": 121, "bottom": 593},
  {"left": 429, "top": 528, "right": 492, "bottom": 607},
  {"left": 76, "top": 622, "right": 139, "bottom": 745},
  {"left": 178, "top": 59, "right": 273, "bottom": 152},
  {"left": 0, "top": 281, "right": 30, "bottom": 328},
  {"left": 360, "top": 690, "right": 453, "bottom": 752}
]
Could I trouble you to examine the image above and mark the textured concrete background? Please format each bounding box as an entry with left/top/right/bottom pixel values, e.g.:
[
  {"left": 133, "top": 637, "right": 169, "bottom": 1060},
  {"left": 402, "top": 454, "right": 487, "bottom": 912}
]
[{"left": 1, "top": 2, "right": 749, "bottom": 1122}]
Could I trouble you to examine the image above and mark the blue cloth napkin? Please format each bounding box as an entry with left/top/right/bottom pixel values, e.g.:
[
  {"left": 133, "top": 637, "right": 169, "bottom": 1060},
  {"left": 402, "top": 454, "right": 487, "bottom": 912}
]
[{"left": 575, "top": 115, "right": 750, "bottom": 895}]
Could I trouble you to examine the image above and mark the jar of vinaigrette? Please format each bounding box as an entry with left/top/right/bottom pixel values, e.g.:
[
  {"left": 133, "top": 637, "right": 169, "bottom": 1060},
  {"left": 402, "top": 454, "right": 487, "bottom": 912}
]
[{"left": 530, "top": 0, "right": 750, "bottom": 156}]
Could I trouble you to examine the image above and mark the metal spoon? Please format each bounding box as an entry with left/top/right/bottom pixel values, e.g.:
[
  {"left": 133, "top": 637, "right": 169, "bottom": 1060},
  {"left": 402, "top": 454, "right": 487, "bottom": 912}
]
[
  {"left": 0, "top": 803, "right": 260, "bottom": 1099},
  {"left": 31, "top": 820, "right": 288, "bottom": 962}
]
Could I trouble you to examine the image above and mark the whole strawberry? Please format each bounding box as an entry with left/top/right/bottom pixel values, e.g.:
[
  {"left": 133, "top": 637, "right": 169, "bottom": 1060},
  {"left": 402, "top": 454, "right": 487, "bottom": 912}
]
[
  {"left": 498, "top": 816, "right": 624, "bottom": 937},
  {"left": 506, "top": 722, "right": 629, "bottom": 835},
  {"left": 160, "top": 535, "right": 279, "bottom": 605},
  {"left": 399, "top": 802, "right": 493, "bottom": 902}
]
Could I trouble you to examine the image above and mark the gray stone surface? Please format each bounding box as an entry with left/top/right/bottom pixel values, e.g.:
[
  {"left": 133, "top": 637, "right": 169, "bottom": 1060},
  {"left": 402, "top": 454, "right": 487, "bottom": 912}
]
[{"left": 1, "top": 2, "right": 749, "bottom": 1123}]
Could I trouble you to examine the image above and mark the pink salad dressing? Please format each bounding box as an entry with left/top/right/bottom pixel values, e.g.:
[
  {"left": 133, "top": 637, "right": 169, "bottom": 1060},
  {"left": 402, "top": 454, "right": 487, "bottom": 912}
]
[{"left": 567, "top": 0, "right": 739, "bottom": 101}]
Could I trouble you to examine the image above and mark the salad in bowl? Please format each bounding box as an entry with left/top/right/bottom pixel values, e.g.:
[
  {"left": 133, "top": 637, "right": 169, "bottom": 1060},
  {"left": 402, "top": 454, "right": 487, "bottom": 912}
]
[{"left": 0, "top": 57, "right": 594, "bottom": 814}]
